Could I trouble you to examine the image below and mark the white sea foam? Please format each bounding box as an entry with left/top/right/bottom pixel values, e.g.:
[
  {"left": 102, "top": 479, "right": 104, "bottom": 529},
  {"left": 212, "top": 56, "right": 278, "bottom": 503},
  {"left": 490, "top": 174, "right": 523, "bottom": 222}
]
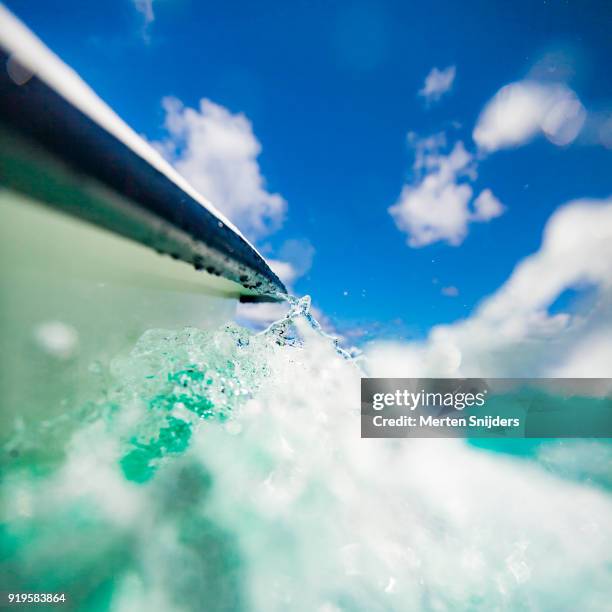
[{"left": 2, "top": 301, "right": 611, "bottom": 611}]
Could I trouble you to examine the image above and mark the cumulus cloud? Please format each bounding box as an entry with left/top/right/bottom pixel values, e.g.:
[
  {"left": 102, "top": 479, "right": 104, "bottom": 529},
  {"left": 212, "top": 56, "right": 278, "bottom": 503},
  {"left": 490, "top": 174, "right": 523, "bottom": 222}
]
[
  {"left": 419, "top": 66, "right": 456, "bottom": 103},
  {"left": 370, "top": 197, "right": 612, "bottom": 378},
  {"left": 389, "top": 136, "right": 504, "bottom": 247},
  {"left": 156, "top": 97, "right": 286, "bottom": 240},
  {"left": 389, "top": 141, "right": 473, "bottom": 246},
  {"left": 472, "top": 188, "right": 505, "bottom": 221},
  {"left": 267, "top": 259, "right": 300, "bottom": 288},
  {"left": 473, "top": 80, "right": 586, "bottom": 152}
]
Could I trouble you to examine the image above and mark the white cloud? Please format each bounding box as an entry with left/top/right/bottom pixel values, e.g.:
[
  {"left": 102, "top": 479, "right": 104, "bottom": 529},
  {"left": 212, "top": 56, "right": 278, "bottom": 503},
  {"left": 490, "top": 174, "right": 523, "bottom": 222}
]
[
  {"left": 389, "top": 141, "right": 473, "bottom": 247},
  {"left": 277, "top": 239, "right": 315, "bottom": 280},
  {"left": 472, "top": 188, "right": 505, "bottom": 221},
  {"left": 133, "top": 0, "right": 154, "bottom": 22},
  {"left": 408, "top": 130, "right": 447, "bottom": 171},
  {"left": 133, "top": 0, "right": 154, "bottom": 41},
  {"left": 418, "top": 65, "right": 456, "bottom": 103},
  {"left": 473, "top": 80, "right": 586, "bottom": 152},
  {"left": 267, "top": 259, "right": 299, "bottom": 288},
  {"left": 258, "top": 239, "right": 315, "bottom": 289},
  {"left": 156, "top": 97, "right": 286, "bottom": 240},
  {"left": 389, "top": 138, "right": 504, "bottom": 247},
  {"left": 370, "top": 197, "right": 612, "bottom": 379},
  {"left": 441, "top": 286, "right": 459, "bottom": 297},
  {"left": 552, "top": 328, "right": 612, "bottom": 378}
]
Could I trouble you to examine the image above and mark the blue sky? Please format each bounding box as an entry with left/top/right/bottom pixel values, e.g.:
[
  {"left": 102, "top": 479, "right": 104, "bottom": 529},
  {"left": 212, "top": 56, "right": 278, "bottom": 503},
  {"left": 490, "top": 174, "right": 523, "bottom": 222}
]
[{"left": 7, "top": 0, "right": 612, "bottom": 342}]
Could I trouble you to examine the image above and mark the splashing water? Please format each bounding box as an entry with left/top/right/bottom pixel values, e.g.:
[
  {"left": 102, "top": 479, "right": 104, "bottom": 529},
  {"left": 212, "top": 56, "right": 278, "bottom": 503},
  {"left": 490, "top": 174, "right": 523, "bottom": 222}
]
[
  {"left": 1, "top": 297, "right": 611, "bottom": 611},
  {"left": 263, "top": 295, "right": 357, "bottom": 360}
]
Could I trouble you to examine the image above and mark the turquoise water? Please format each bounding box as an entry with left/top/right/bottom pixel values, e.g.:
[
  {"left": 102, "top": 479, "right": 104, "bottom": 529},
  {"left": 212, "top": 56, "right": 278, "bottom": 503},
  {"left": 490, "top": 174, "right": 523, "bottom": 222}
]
[{"left": 1, "top": 298, "right": 611, "bottom": 611}]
